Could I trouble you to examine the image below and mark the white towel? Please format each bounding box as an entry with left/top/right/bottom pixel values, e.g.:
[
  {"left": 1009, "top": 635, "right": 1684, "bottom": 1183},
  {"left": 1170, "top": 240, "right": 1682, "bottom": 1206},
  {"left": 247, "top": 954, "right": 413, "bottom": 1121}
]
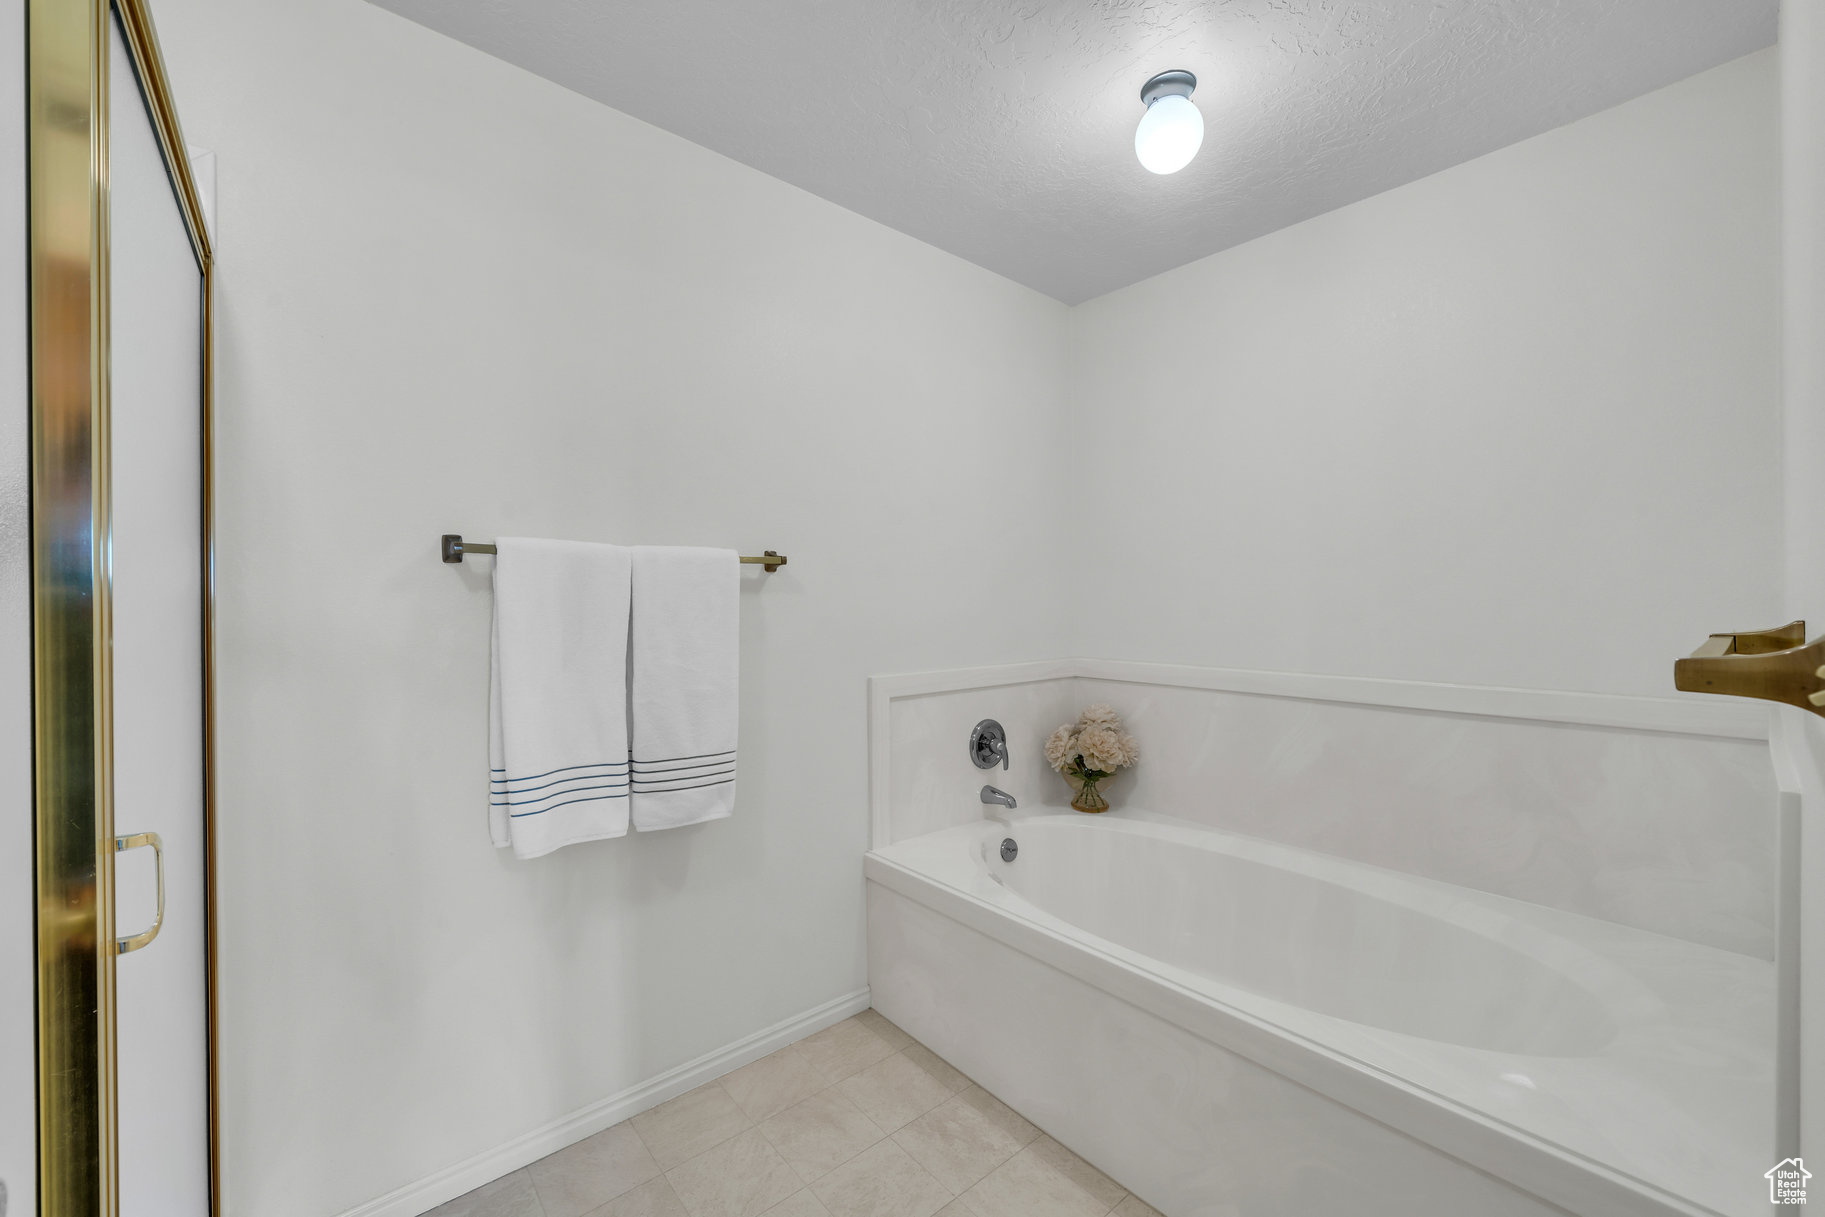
[
  {"left": 489, "top": 538, "right": 633, "bottom": 858},
  {"left": 630, "top": 547, "right": 740, "bottom": 830}
]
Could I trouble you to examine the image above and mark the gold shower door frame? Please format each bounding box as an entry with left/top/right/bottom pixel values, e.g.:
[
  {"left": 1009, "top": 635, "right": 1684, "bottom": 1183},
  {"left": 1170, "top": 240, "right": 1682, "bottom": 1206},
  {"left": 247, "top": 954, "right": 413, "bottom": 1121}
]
[{"left": 27, "top": 0, "right": 217, "bottom": 1212}]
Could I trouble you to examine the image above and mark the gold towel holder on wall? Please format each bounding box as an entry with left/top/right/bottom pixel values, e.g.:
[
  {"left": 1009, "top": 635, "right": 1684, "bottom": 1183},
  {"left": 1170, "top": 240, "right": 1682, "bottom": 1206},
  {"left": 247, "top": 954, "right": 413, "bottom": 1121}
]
[
  {"left": 1673, "top": 620, "right": 1825, "bottom": 716},
  {"left": 440, "top": 534, "right": 788, "bottom": 572}
]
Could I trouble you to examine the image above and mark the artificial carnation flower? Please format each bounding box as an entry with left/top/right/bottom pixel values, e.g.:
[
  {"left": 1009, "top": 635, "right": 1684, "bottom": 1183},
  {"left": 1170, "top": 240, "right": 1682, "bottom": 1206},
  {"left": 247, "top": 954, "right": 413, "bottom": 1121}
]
[
  {"left": 1044, "top": 708, "right": 1137, "bottom": 776},
  {"left": 1075, "top": 724, "right": 1132, "bottom": 773}
]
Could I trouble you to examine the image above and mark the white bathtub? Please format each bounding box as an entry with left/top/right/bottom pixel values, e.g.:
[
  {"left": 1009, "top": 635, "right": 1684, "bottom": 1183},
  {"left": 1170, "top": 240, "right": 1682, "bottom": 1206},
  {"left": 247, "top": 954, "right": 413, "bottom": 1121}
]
[{"left": 865, "top": 813, "right": 1773, "bottom": 1217}]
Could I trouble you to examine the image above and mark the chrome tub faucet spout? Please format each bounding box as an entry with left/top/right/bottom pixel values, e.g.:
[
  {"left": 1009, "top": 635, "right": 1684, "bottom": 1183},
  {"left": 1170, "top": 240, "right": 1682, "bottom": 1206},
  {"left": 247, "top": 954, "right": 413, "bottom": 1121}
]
[{"left": 980, "top": 785, "right": 1017, "bottom": 810}]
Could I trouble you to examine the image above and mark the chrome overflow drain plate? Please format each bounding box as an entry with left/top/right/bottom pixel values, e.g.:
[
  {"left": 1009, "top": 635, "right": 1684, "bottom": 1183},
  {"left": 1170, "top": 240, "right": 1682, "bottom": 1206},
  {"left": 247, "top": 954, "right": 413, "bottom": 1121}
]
[{"left": 1000, "top": 838, "right": 1018, "bottom": 863}]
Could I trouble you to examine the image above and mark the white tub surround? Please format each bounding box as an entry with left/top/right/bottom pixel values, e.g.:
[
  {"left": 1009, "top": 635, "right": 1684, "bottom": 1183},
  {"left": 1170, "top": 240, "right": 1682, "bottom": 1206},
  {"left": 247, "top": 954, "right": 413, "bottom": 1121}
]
[
  {"left": 867, "top": 660, "right": 1781, "bottom": 1217},
  {"left": 871, "top": 660, "right": 1776, "bottom": 955},
  {"left": 870, "top": 660, "right": 1083, "bottom": 846}
]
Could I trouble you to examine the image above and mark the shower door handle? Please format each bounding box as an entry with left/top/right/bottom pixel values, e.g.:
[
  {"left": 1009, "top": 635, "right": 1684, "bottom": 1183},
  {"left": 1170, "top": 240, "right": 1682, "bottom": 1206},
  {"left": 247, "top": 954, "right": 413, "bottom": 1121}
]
[
  {"left": 114, "top": 831, "right": 165, "bottom": 955},
  {"left": 1673, "top": 620, "right": 1825, "bottom": 716}
]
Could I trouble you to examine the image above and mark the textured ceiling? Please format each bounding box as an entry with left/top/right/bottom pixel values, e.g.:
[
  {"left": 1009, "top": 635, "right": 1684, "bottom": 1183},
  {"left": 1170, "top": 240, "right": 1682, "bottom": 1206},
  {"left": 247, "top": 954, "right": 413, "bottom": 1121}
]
[{"left": 366, "top": 0, "right": 1778, "bottom": 304}]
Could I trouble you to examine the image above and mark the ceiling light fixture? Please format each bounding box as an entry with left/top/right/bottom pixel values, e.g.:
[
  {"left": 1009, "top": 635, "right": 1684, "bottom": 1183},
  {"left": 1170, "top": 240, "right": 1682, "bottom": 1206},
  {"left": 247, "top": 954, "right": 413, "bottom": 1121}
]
[{"left": 1135, "top": 70, "right": 1203, "bottom": 175}]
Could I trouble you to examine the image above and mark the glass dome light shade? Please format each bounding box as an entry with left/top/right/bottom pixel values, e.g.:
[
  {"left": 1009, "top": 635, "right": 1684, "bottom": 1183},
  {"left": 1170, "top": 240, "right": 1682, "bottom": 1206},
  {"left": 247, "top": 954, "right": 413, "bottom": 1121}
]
[{"left": 1135, "top": 93, "right": 1203, "bottom": 175}]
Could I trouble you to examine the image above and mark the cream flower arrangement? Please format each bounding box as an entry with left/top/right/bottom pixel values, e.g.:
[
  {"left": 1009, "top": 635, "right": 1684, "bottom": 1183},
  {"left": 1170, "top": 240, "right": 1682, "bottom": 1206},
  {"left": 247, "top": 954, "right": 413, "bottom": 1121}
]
[{"left": 1044, "top": 705, "right": 1138, "bottom": 813}]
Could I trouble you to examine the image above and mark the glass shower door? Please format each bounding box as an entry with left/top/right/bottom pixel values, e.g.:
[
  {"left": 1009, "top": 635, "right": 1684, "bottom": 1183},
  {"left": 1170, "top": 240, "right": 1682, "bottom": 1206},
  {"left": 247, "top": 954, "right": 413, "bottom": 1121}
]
[{"left": 107, "top": 10, "right": 210, "bottom": 1213}]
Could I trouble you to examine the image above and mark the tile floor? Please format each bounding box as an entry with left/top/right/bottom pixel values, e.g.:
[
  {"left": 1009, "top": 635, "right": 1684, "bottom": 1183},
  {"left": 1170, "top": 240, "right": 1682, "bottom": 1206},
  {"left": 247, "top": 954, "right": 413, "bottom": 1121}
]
[{"left": 427, "top": 1009, "right": 1160, "bottom": 1217}]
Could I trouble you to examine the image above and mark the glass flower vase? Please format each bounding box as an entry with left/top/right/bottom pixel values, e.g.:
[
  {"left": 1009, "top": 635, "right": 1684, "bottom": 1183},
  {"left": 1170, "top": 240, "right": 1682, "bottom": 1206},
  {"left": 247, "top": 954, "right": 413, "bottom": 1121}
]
[{"left": 1069, "top": 773, "right": 1110, "bottom": 813}]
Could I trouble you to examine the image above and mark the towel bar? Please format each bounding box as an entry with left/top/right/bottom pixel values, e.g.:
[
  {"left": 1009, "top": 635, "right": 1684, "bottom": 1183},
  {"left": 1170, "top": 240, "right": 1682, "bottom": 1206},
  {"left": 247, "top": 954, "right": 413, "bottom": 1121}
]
[{"left": 441, "top": 534, "right": 787, "bottom": 572}]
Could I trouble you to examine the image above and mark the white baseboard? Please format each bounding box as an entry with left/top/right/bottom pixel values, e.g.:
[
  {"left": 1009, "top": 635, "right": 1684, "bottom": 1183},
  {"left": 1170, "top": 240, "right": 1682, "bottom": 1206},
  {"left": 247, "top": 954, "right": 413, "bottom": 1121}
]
[{"left": 337, "top": 987, "right": 873, "bottom": 1217}]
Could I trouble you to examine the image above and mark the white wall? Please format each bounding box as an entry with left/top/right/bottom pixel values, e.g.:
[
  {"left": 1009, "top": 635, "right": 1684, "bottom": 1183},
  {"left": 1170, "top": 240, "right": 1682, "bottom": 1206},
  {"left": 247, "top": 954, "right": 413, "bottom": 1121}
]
[
  {"left": 1065, "top": 50, "right": 1781, "bottom": 699},
  {"left": 145, "top": 0, "right": 1069, "bottom": 1213},
  {"left": 0, "top": 1, "right": 34, "bottom": 1209}
]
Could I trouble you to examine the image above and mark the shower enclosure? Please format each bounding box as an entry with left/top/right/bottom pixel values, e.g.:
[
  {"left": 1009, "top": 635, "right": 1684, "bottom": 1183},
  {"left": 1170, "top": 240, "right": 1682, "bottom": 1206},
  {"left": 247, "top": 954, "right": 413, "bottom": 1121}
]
[{"left": 4, "top": 0, "right": 219, "bottom": 1212}]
